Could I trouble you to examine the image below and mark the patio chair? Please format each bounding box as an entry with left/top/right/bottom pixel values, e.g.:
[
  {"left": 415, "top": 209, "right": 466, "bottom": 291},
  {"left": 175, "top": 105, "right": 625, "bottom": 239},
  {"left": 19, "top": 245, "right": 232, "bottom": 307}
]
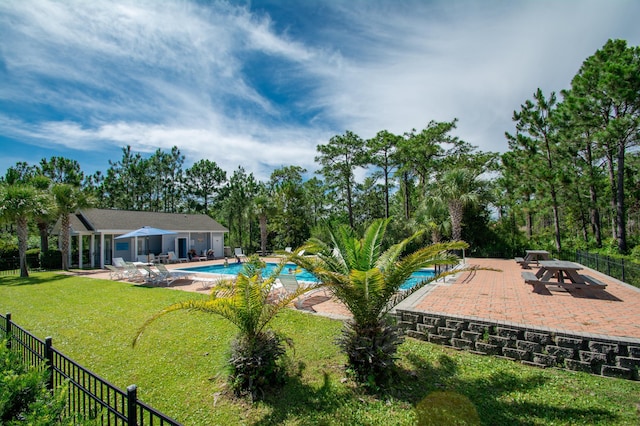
[
  {"left": 277, "top": 274, "right": 319, "bottom": 309},
  {"left": 234, "top": 247, "right": 248, "bottom": 262},
  {"left": 122, "top": 262, "right": 145, "bottom": 282},
  {"left": 155, "top": 263, "right": 192, "bottom": 285},
  {"left": 138, "top": 265, "right": 164, "bottom": 285},
  {"left": 105, "top": 265, "right": 125, "bottom": 280},
  {"left": 165, "top": 251, "right": 182, "bottom": 263},
  {"left": 112, "top": 257, "right": 126, "bottom": 268},
  {"left": 137, "top": 254, "right": 156, "bottom": 264}
]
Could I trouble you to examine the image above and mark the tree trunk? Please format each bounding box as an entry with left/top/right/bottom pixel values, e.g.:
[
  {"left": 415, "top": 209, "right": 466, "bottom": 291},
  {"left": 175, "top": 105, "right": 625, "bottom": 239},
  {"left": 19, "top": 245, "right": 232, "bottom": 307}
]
[
  {"left": 616, "top": 141, "right": 627, "bottom": 253},
  {"left": 586, "top": 143, "right": 602, "bottom": 247},
  {"left": 37, "top": 220, "right": 49, "bottom": 254},
  {"left": 346, "top": 176, "right": 354, "bottom": 229},
  {"left": 402, "top": 172, "right": 411, "bottom": 220},
  {"left": 17, "top": 217, "right": 29, "bottom": 278},
  {"left": 449, "top": 200, "right": 463, "bottom": 241},
  {"left": 383, "top": 169, "right": 390, "bottom": 219},
  {"left": 551, "top": 188, "right": 562, "bottom": 253},
  {"left": 259, "top": 214, "right": 267, "bottom": 255},
  {"left": 606, "top": 150, "right": 618, "bottom": 240},
  {"left": 61, "top": 214, "right": 70, "bottom": 271},
  {"left": 589, "top": 185, "right": 602, "bottom": 247}
]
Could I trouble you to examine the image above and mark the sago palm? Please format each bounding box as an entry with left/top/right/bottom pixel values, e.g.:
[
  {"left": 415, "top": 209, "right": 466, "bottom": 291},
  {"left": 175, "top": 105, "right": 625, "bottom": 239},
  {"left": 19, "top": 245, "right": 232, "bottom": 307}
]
[
  {"left": 134, "top": 259, "right": 315, "bottom": 399},
  {"left": 288, "top": 218, "right": 467, "bottom": 386}
]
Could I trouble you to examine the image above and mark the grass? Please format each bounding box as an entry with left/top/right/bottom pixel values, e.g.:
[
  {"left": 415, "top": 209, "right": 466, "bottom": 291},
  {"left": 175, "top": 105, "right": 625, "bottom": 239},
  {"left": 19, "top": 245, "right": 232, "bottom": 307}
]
[{"left": 1, "top": 272, "right": 639, "bottom": 425}]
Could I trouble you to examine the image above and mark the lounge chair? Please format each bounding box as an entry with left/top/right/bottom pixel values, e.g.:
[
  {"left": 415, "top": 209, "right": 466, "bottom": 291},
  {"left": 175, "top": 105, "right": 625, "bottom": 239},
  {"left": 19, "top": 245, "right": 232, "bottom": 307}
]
[
  {"left": 122, "top": 262, "right": 145, "bottom": 282},
  {"left": 105, "top": 265, "right": 125, "bottom": 280},
  {"left": 166, "top": 251, "right": 187, "bottom": 263},
  {"left": 112, "top": 257, "right": 127, "bottom": 268},
  {"left": 193, "top": 276, "right": 219, "bottom": 290},
  {"left": 139, "top": 265, "right": 164, "bottom": 285},
  {"left": 137, "top": 254, "right": 156, "bottom": 264},
  {"left": 234, "top": 247, "right": 248, "bottom": 262},
  {"left": 277, "top": 274, "right": 320, "bottom": 309},
  {"left": 155, "top": 263, "right": 192, "bottom": 285},
  {"left": 188, "top": 250, "right": 206, "bottom": 261}
]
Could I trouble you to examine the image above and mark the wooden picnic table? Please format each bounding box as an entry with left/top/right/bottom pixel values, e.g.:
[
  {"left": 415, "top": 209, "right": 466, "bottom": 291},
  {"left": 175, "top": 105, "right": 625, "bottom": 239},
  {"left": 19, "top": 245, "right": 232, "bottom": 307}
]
[
  {"left": 515, "top": 250, "right": 551, "bottom": 268},
  {"left": 535, "top": 260, "right": 583, "bottom": 283},
  {"left": 526, "top": 250, "right": 551, "bottom": 262},
  {"left": 522, "top": 260, "right": 608, "bottom": 294}
]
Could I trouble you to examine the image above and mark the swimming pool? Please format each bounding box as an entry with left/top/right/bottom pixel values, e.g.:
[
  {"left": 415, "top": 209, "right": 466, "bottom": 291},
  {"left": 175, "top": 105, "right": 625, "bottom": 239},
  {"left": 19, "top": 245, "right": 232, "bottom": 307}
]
[{"left": 176, "top": 262, "right": 435, "bottom": 290}]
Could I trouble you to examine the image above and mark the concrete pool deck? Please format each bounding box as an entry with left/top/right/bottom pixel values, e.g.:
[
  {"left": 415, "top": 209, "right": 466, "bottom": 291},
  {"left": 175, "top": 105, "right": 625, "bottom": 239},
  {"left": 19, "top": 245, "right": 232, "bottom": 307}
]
[{"left": 78, "top": 256, "right": 640, "bottom": 339}]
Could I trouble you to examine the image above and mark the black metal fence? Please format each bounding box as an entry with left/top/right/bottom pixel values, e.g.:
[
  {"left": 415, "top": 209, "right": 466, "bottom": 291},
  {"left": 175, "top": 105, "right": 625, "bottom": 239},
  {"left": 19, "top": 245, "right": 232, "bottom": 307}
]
[
  {"left": 1, "top": 313, "right": 183, "bottom": 426},
  {"left": 0, "top": 251, "right": 63, "bottom": 275},
  {"left": 574, "top": 250, "right": 640, "bottom": 289}
]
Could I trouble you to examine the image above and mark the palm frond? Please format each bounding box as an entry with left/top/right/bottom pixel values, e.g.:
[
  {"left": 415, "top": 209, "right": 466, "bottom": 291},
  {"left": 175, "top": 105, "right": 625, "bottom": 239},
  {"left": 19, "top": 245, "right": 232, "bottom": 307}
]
[
  {"left": 134, "top": 259, "right": 302, "bottom": 346},
  {"left": 360, "top": 219, "right": 388, "bottom": 270}
]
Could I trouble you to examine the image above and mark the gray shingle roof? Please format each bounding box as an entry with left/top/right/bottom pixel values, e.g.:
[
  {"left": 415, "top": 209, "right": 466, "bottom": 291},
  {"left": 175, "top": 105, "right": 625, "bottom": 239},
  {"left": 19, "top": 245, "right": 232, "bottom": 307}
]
[{"left": 67, "top": 208, "right": 228, "bottom": 233}]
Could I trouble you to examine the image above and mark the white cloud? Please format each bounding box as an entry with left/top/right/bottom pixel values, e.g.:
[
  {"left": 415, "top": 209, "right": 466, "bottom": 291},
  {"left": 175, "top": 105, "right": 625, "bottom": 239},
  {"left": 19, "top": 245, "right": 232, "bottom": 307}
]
[
  {"left": 305, "top": 0, "right": 640, "bottom": 149},
  {"left": 1, "top": 0, "right": 639, "bottom": 181}
]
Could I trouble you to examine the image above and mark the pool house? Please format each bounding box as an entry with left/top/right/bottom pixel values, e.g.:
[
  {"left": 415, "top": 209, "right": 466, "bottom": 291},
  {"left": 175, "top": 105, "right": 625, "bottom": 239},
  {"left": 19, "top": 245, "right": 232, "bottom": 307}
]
[{"left": 57, "top": 208, "right": 229, "bottom": 269}]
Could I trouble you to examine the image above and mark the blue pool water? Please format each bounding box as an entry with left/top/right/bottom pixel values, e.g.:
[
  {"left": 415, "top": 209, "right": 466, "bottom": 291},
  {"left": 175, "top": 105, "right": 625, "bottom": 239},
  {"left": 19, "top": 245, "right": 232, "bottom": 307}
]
[{"left": 177, "top": 262, "right": 434, "bottom": 290}]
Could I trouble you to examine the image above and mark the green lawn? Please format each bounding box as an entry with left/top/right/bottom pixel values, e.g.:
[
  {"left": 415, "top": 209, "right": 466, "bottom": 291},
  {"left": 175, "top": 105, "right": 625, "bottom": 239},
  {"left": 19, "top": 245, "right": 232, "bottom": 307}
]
[{"left": 1, "top": 272, "right": 639, "bottom": 425}]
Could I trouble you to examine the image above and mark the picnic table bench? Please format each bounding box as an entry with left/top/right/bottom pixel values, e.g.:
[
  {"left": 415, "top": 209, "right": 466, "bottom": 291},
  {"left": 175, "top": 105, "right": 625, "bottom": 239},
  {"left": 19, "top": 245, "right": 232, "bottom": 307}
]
[
  {"left": 581, "top": 274, "right": 607, "bottom": 288},
  {"left": 522, "top": 260, "right": 609, "bottom": 294}
]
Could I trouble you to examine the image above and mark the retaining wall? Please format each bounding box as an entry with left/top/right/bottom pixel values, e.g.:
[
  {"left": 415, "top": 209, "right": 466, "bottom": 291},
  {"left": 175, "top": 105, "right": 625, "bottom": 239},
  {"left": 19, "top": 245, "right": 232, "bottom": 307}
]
[{"left": 395, "top": 309, "right": 640, "bottom": 381}]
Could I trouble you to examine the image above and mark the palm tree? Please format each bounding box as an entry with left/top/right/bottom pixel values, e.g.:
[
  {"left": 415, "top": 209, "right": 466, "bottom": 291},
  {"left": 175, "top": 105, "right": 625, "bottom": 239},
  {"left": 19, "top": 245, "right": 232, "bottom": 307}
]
[
  {"left": 0, "top": 182, "right": 51, "bottom": 277},
  {"left": 430, "top": 168, "right": 481, "bottom": 241},
  {"left": 288, "top": 219, "right": 467, "bottom": 386},
  {"left": 52, "top": 184, "right": 91, "bottom": 271},
  {"left": 252, "top": 186, "right": 276, "bottom": 255},
  {"left": 134, "top": 258, "right": 317, "bottom": 399},
  {"left": 416, "top": 197, "right": 451, "bottom": 244}
]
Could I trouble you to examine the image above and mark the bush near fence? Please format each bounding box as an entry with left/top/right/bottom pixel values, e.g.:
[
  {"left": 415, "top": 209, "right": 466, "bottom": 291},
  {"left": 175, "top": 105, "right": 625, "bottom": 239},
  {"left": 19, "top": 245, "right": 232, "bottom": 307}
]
[
  {"left": 0, "top": 251, "right": 62, "bottom": 275},
  {"left": 1, "top": 313, "right": 182, "bottom": 426}
]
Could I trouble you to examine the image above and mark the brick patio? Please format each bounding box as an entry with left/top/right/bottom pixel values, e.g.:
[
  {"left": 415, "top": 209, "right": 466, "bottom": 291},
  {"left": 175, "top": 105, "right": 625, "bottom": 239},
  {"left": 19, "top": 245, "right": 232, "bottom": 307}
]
[{"left": 401, "top": 258, "right": 640, "bottom": 339}]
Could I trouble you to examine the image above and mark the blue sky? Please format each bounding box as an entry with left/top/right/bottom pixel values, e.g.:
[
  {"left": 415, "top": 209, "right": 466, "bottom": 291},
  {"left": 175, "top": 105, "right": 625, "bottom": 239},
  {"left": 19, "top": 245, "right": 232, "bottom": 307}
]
[{"left": 1, "top": 0, "right": 639, "bottom": 181}]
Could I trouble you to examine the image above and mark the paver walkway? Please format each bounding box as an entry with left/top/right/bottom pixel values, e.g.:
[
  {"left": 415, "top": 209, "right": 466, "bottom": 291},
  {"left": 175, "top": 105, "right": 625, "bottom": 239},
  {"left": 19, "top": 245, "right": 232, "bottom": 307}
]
[{"left": 407, "top": 258, "right": 640, "bottom": 339}]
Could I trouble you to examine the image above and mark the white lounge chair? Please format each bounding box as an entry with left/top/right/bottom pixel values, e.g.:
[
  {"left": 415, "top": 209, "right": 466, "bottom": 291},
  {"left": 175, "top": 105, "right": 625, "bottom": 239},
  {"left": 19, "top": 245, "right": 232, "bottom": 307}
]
[
  {"left": 166, "top": 251, "right": 187, "bottom": 263},
  {"left": 105, "top": 265, "right": 125, "bottom": 280},
  {"left": 122, "top": 262, "right": 145, "bottom": 282},
  {"left": 234, "top": 247, "right": 248, "bottom": 261},
  {"left": 277, "top": 274, "right": 320, "bottom": 309},
  {"left": 112, "top": 257, "right": 126, "bottom": 268},
  {"left": 137, "top": 254, "right": 156, "bottom": 264},
  {"left": 155, "top": 264, "right": 192, "bottom": 285}
]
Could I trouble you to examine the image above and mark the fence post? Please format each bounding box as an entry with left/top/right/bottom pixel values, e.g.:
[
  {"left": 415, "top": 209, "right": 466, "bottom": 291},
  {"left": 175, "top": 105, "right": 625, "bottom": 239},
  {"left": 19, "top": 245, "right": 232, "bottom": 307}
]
[
  {"left": 5, "top": 313, "right": 11, "bottom": 349},
  {"left": 45, "top": 337, "right": 54, "bottom": 391},
  {"left": 127, "top": 385, "right": 138, "bottom": 426}
]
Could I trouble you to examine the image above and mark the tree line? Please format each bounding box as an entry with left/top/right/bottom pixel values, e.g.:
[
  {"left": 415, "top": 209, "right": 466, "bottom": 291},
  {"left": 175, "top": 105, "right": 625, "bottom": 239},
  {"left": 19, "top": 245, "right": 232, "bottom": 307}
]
[{"left": 1, "top": 38, "right": 639, "bottom": 277}]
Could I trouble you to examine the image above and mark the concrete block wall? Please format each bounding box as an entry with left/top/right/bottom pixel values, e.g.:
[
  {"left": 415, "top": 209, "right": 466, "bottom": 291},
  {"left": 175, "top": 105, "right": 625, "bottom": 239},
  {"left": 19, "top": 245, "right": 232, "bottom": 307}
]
[{"left": 395, "top": 309, "right": 640, "bottom": 381}]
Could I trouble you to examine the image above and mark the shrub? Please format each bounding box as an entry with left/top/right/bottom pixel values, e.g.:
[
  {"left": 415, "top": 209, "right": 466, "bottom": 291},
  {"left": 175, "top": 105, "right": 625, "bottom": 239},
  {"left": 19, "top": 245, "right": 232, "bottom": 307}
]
[
  {"left": 336, "top": 317, "right": 404, "bottom": 388},
  {"left": 0, "top": 341, "right": 68, "bottom": 425},
  {"left": 228, "top": 330, "right": 290, "bottom": 399},
  {"left": 40, "top": 250, "right": 62, "bottom": 270}
]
